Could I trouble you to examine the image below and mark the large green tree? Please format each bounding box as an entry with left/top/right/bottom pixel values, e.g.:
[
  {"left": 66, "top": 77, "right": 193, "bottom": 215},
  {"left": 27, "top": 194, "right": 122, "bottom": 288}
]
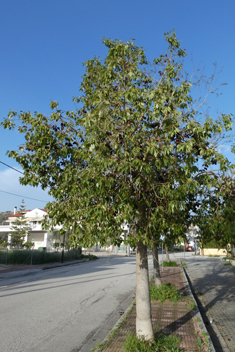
[{"left": 2, "top": 31, "right": 233, "bottom": 340}]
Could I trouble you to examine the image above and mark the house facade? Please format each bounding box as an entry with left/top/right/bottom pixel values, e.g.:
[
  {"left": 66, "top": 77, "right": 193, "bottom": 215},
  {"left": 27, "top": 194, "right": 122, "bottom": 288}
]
[{"left": 0, "top": 207, "right": 62, "bottom": 250}]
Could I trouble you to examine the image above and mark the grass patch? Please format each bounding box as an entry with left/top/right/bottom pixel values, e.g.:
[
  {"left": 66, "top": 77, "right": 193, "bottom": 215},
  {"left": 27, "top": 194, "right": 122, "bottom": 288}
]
[
  {"left": 187, "top": 298, "right": 196, "bottom": 310},
  {"left": 150, "top": 282, "right": 182, "bottom": 303},
  {"left": 163, "top": 261, "right": 178, "bottom": 267},
  {"left": 123, "top": 333, "right": 183, "bottom": 352}
]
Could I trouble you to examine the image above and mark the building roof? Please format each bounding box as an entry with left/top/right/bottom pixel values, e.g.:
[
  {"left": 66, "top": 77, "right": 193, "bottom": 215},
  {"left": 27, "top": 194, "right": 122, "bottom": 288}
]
[
  {"left": 6, "top": 209, "right": 48, "bottom": 218},
  {"left": 6, "top": 210, "right": 31, "bottom": 218}
]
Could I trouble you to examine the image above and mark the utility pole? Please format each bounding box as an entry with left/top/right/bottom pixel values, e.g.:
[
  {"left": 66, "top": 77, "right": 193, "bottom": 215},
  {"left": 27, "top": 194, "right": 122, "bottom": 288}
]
[{"left": 61, "top": 232, "right": 65, "bottom": 263}]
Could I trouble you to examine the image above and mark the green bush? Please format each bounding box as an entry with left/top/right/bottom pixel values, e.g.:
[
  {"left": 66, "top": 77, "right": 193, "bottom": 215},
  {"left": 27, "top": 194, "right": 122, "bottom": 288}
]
[
  {"left": 0, "top": 248, "right": 83, "bottom": 265},
  {"left": 163, "top": 261, "right": 178, "bottom": 267},
  {"left": 150, "top": 282, "right": 182, "bottom": 302}
]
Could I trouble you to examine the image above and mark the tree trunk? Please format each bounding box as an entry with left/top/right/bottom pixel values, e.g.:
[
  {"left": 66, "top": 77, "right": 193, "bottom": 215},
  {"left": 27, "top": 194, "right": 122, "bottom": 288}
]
[
  {"left": 152, "top": 243, "right": 161, "bottom": 287},
  {"left": 165, "top": 245, "right": 170, "bottom": 262},
  {"left": 136, "top": 240, "right": 154, "bottom": 341}
]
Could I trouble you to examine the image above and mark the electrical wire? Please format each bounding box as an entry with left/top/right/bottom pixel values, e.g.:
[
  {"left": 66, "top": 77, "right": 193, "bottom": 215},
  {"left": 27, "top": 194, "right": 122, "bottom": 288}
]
[
  {"left": 0, "top": 160, "right": 49, "bottom": 203},
  {"left": 0, "top": 190, "right": 48, "bottom": 203},
  {"left": 0, "top": 161, "right": 24, "bottom": 174}
]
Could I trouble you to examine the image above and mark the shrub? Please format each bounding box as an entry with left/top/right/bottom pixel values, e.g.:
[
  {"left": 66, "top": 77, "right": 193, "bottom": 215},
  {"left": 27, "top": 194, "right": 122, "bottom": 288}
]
[{"left": 150, "top": 282, "right": 182, "bottom": 302}]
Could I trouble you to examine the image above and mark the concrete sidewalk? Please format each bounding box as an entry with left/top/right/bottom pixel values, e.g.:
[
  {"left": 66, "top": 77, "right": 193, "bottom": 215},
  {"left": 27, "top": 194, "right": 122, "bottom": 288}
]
[{"left": 185, "top": 256, "right": 235, "bottom": 352}]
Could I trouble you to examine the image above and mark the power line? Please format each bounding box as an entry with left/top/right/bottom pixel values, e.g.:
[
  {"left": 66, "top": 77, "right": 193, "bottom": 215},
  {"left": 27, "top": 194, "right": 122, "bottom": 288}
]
[
  {"left": 0, "top": 161, "right": 24, "bottom": 174},
  {"left": 0, "top": 161, "right": 49, "bottom": 203},
  {"left": 0, "top": 190, "right": 48, "bottom": 203}
]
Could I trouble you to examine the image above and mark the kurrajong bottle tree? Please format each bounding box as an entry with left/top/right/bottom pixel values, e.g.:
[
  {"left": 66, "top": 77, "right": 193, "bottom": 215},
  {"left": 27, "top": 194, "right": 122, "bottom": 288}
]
[{"left": 2, "top": 30, "right": 233, "bottom": 340}]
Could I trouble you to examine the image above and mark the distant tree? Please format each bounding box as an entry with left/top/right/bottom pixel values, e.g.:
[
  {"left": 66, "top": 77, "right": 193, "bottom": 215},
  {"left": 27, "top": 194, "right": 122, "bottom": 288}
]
[
  {"left": 0, "top": 211, "right": 12, "bottom": 225},
  {"left": 23, "top": 241, "right": 34, "bottom": 249},
  {"left": 11, "top": 200, "right": 31, "bottom": 248}
]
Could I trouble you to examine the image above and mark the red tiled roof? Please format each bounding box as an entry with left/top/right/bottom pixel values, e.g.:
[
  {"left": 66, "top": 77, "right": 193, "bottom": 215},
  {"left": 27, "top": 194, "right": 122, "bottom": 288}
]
[{"left": 6, "top": 209, "right": 48, "bottom": 217}]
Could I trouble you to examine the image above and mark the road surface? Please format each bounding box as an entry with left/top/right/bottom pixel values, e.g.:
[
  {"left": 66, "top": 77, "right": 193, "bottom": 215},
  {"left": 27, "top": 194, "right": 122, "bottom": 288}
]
[{"left": 0, "top": 256, "right": 137, "bottom": 352}]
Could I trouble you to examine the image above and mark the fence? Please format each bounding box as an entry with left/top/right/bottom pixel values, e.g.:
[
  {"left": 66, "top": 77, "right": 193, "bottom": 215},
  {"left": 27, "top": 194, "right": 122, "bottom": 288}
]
[{"left": 0, "top": 247, "right": 82, "bottom": 265}]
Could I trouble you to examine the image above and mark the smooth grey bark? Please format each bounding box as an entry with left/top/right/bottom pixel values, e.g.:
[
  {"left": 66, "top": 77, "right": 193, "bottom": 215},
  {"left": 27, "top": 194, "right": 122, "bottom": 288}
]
[
  {"left": 152, "top": 243, "right": 161, "bottom": 287},
  {"left": 136, "top": 240, "right": 154, "bottom": 340},
  {"left": 165, "top": 245, "right": 170, "bottom": 262}
]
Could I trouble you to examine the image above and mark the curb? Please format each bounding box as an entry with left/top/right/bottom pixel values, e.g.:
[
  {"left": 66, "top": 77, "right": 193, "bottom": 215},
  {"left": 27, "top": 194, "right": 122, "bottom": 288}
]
[
  {"left": 181, "top": 265, "right": 216, "bottom": 352},
  {"left": 42, "top": 258, "right": 89, "bottom": 270}
]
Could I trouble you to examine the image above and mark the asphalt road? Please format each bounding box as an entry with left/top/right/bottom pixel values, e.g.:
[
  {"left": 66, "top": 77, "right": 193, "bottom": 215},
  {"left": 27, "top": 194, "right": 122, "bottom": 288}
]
[
  {"left": 0, "top": 250, "right": 193, "bottom": 352},
  {"left": 0, "top": 256, "right": 138, "bottom": 352}
]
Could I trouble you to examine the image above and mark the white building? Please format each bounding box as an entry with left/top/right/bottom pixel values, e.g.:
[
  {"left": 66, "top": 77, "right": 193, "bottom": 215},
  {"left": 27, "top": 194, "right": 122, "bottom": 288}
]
[{"left": 0, "top": 207, "right": 61, "bottom": 250}]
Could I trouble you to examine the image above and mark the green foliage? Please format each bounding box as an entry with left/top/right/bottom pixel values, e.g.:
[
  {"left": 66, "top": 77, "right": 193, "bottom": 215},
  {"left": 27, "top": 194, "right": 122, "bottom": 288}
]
[
  {"left": 186, "top": 298, "right": 196, "bottom": 310},
  {"left": 0, "top": 240, "right": 9, "bottom": 247},
  {"left": 150, "top": 282, "right": 181, "bottom": 302},
  {"left": 123, "top": 333, "right": 182, "bottom": 352},
  {"left": 1, "top": 31, "right": 233, "bottom": 249},
  {"left": 202, "top": 239, "right": 225, "bottom": 249},
  {"left": 163, "top": 260, "right": 178, "bottom": 267},
  {"left": 181, "top": 261, "right": 187, "bottom": 269},
  {"left": 0, "top": 211, "right": 11, "bottom": 224},
  {"left": 195, "top": 337, "right": 204, "bottom": 351},
  {"left": 0, "top": 248, "right": 83, "bottom": 265},
  {"left": 202, "top": 332, "right": 210, "bottom": 347},
  {"left": 23, "top": 241, "right": 34, "bottom": 249}
]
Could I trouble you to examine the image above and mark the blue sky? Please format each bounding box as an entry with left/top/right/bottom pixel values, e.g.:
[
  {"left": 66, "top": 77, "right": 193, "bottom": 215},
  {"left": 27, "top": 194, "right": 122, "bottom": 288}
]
[{"left": 0, "top": 0, "right": 235, "bottom": 212}]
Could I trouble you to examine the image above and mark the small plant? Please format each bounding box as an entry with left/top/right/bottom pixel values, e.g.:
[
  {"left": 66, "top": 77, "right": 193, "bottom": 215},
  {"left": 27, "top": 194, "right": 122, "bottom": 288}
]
[
  {"left": 202, "top": 332, "right": 210, "bottom": 346},
  {"left": 187, "top": 298, "right": 196, "bottom": 310},
  {"left": 181, "top": 261, "right": 187, "bottom": 269},
  {"left": 195, "top": 317, "right": 200, "bottom": 322},
  {"left": 153, "top": 323, "right": 161, "bottom": 330},
  {"left": 224, "top": 262, "right": 232, "bottom": 266},
  {"left": 123, "top": 333, "right": 183, "bottom": 352},
  {"left": 150, "top": 282, "right": 182, "bottom": 302},
  {"left": 163, "top": 260, "right": 178, "bottom": 267},
  {"left": 196, "top": 337, "right": 204, "bottom": 351}
]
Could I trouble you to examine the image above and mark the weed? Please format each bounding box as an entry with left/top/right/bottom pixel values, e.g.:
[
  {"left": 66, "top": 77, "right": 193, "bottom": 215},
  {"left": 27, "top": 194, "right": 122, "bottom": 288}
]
[
  {"left": 195, "top": 317, "right": 200, "bottom": 322},
  {"left": 123, "top": 333, "right": 183, "bottom": 352},
  {"left": 224, "top": 262, "right": 232, "bottom": 266},
  {"left": 213, "top": 255, "right": 220, "bottom": 257},
  {"left": 181, "top": 261, "right": 187, "bottom": 269},
  {"left": 153, "top": 323, "right": 161, "bottom": 330},
  {"left": 195, "top": 337, "right": 204, "bottom": 351},
  {"left": 163, "top": 260, "right": 178, "bottom": 267},
  {"left": 150, "top": 282, "right": 182, "bottom": 303},
  {"left": 186, "top": 298, "right": 196, "bottom": 310},
  {"left": 202, "top": 332, "right": 210, "bottom": 346}
]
